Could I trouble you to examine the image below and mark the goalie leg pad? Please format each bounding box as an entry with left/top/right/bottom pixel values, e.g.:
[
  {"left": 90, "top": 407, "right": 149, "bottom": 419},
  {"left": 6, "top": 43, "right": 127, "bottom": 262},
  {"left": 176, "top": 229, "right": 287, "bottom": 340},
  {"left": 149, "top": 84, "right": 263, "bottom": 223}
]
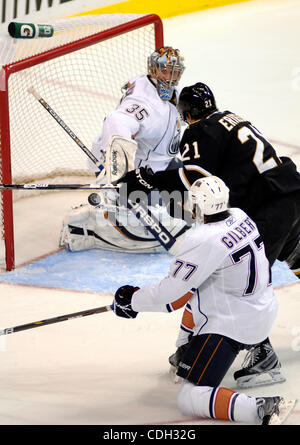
[
  {"left": 60, "top": 201, "right": 190, "bottom": 253},
  {"left": 59, "top": 204, "right": 98, "bottom": 251},
  {"left": 59, "top": 203, "right": 162, "bottom": 252}
]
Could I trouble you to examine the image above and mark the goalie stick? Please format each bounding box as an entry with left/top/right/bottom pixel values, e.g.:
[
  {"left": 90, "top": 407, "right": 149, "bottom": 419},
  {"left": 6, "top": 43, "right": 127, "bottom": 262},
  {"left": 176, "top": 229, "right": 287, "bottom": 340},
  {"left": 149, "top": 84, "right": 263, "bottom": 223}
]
[
  {"left": 0, "top": 304, "right": 112, "bottom": 336},
  {"left": 28, "top": 86, "right": 104, "bottom": 173},
  {"left": 27, "top": 86, "right": 182, "bottom": 252}
]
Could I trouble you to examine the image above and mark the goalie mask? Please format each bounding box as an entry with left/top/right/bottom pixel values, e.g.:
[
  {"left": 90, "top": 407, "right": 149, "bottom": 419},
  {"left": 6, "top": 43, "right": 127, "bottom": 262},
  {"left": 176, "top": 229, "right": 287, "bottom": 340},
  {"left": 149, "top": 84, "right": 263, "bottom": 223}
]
[
  {"left": 178, "top": 82, "right": 217, "bottom": 122},
  {"left": 188, "top": 176, "right": 229, "bottom": 223},
  {"left": 148, "top": 46, "right": 185, "bottom": 101}
]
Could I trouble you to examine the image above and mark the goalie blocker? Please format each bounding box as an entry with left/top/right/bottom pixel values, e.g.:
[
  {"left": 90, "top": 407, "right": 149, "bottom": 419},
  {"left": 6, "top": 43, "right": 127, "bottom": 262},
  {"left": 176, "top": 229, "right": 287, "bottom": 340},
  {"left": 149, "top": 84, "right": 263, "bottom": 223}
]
[{"left": 104, "top": 136, "right": 138, "bottom": 184}]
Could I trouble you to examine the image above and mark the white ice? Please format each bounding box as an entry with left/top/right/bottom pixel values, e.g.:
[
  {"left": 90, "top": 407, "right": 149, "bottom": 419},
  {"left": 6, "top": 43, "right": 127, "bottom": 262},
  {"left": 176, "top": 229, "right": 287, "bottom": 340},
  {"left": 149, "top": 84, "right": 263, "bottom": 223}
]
[{"left": 0, "top": 0, "right": 300, "bottom": 426}]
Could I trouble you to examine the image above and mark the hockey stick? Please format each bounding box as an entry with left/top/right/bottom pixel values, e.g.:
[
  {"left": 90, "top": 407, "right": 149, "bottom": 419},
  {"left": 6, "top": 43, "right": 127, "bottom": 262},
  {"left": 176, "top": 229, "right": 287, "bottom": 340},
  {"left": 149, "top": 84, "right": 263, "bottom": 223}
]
[
  {"left": 27, "top": 86, "right": 104, "bottom": 173},
  {"left": 0, "top": 183, "right": 118, "bottom": 191},
  {"left": 0, "top": 304, "right": 112, "bottom": 336}
]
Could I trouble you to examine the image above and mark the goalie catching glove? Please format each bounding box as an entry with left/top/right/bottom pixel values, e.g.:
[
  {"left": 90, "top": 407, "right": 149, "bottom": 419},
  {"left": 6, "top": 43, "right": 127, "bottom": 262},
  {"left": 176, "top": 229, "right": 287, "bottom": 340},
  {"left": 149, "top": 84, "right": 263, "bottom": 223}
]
[{"left": 111, "top": 285, "right": 140, "bottom": 319}]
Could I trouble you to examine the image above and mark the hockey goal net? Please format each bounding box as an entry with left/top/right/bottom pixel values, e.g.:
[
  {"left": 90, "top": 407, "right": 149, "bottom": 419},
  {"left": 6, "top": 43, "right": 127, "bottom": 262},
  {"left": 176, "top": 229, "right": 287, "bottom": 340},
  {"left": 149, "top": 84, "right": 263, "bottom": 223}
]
[{"left": 0, "top": 13, "right": 163, "bottom": 271}]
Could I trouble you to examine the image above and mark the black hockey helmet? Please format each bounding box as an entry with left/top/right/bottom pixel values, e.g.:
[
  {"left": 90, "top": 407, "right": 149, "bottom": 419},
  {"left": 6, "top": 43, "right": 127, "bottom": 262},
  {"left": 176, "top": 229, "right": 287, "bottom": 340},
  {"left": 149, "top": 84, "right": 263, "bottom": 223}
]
[{"left": 178, "top": 82, "right": 217, "bottom": 122}]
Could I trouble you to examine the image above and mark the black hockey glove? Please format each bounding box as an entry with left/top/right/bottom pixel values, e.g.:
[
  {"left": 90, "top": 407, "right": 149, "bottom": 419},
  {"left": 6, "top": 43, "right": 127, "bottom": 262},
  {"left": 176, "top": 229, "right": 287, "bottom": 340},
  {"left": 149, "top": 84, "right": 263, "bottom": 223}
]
[
  {"left": 112, "top": 285, "right": 140, "bottom": 319},
  {"left": 117, "top": 167, "right": 156, "bottom": 198}
]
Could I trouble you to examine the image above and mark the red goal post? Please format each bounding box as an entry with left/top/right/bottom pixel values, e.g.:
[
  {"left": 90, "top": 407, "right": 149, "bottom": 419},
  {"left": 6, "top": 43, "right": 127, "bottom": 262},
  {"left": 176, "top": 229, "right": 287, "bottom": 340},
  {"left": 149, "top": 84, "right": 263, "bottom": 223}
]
[{"left": 0, "top": 13, "right": 163, "bottom": 271}]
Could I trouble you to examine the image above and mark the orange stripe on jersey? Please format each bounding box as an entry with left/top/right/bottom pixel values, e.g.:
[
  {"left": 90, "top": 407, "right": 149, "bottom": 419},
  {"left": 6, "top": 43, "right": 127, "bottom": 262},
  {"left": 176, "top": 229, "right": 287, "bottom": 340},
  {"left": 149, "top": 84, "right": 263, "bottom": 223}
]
[
  {"left": 214, "top": 387, "right": 237, "bottom": 420},
  {"left": 170, "top": 291, "right": 193, "bottom": 311},
  {"left": 181, "top": 307, "right": 195, "bottom": 331}
]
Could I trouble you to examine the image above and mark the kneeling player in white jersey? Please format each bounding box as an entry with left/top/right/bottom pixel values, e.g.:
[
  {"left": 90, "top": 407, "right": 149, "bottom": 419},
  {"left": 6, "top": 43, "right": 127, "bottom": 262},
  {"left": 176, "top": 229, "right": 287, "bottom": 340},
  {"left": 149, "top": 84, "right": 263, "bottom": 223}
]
[
  {"left": 59, "top": 46, "right": 188, "bottom": 254},
  {"left": 111, "top": 176, "right": 296, "bottom": 425}
]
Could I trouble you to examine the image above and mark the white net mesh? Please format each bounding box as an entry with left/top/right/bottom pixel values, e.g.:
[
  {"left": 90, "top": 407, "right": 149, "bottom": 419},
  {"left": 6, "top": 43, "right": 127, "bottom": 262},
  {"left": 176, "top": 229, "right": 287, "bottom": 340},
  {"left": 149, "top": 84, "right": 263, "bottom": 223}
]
[{"left": 1, "top": 14, "right": 157, "bottom": 184}]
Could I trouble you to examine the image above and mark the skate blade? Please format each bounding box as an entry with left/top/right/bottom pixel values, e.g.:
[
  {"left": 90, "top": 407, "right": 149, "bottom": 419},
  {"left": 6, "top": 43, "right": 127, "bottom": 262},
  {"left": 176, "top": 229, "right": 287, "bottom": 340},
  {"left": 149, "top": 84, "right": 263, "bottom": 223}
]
[
  {"left": 236, "top": 369, "right": 286, "bottom": 388},
  {"left": 269, "top": 399, "right": 297, "bottom": 425},
  {"left": 169, "top": 365, "right": 182, "bottom": 384}
]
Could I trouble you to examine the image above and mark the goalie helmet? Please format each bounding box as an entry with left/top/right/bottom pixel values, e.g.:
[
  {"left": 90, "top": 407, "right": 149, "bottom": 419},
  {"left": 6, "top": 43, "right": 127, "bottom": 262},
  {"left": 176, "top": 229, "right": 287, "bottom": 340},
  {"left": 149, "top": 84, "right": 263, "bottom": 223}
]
[
  {"left": 148, "top": 46, "right": 185, "bottom": 100},
  {"left": 188, "top": 176, "right": 229, "bottom": 223},
  {"left": 177, "top": 82, "right": 217, "bottom": 122}
]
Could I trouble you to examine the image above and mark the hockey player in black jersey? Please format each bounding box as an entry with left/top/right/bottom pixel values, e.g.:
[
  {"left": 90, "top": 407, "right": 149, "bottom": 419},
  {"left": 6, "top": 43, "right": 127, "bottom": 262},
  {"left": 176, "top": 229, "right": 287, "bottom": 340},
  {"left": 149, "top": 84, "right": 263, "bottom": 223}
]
[{"left": 118, "top": 82, "right": 300, "bottom": 388}]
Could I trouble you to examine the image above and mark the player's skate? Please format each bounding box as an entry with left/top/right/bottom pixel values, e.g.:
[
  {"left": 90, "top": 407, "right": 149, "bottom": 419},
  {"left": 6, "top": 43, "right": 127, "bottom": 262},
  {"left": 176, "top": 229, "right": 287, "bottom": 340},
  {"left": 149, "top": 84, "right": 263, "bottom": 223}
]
[
  {"left": 256, "top": 396, "right": 297, "bottom": 425},
  {"left": 234, "top": 339, "right": 285, "bottom": 388},
  {"left": 168, "top": 344, "right": 189, "bottom": 384}
]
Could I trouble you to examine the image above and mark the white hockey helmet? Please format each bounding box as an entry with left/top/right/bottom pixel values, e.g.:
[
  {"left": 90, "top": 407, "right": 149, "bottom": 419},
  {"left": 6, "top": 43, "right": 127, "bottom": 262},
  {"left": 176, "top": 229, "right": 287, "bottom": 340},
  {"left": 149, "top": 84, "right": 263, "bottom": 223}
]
[
  {"left": 148, "top": 46, "right": 185, "bottom": 100},
  {"left": 189, "top": 176, "right": 229, "bottom": 223}
]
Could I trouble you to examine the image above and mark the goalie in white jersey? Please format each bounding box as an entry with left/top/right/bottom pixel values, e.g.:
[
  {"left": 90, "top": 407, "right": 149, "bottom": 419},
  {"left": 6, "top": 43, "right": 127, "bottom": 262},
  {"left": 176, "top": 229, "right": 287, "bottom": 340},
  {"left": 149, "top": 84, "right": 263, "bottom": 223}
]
[
  {"left": 90, "top": 48, "right": 183, "bottom": 174},
  {"left": 111, "top": 176, "right": 296, "bottom": 425},
  {"left": 60, "top": 46, "right": 187, "bottom": 253}
]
